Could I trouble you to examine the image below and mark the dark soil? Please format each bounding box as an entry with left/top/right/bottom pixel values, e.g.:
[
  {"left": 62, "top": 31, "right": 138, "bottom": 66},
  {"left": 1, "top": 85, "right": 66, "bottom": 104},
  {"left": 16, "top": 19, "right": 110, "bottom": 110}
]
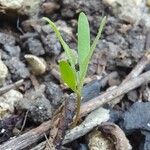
[{"left": 0, "top": 0, "right": 150, "bottom": 150}]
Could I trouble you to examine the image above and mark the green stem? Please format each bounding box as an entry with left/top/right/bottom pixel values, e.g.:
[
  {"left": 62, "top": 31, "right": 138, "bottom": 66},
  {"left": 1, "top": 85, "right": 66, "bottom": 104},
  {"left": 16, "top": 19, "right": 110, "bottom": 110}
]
[{"left": 73, "top": 92, "right": 81, "bottom": 127}]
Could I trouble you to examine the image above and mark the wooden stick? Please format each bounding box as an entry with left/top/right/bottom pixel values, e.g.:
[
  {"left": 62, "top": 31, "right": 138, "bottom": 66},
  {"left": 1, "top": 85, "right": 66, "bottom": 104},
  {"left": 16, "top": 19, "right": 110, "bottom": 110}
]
[
  {"left": 0, "top": 79, "right": 24, "bottom": 95},
  {"left": 0, "top": 120, "right": 51, "bottom": 150},
  {"left": 108, "top": 52, "right": 150, "bottom": 106},
  {"left": 80, "top": 70, "right": 150, "bottom": 117},
  {"left": 62, "top": 53, "right": 150, "bottom": 144},
  {"left": 122, "top": 52, "right": 150, "bottom": 83},
  {"left": 63, "top": 107, "right": 110, "bottom": 144},
  {"left": 80, "top": 52, "right": 150, "bottom": 116},
  {"left": 1, "top": 71, "right": 150, "bottom": 150},
  {"left": 30, "top": 141, "right": 46, "bottom": 150},
  {"left": 1, "top": 53, "right": 150, "bottom": 149}
]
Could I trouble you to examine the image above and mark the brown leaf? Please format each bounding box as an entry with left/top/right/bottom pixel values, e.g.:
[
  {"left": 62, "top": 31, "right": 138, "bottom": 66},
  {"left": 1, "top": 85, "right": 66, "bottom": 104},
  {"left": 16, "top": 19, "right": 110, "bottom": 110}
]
[{"left": 45, "top": 94, "right": 76, "bottom": 150}]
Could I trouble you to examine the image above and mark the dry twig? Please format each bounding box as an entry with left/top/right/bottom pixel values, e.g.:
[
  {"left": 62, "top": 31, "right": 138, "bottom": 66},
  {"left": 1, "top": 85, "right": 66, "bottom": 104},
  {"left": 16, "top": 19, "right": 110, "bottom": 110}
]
[
  {"left": 0, "top": 120, "right": 51, "bottom": 150},
  {"left": 1, "top": 70, "right": 150, "bottom": 150},
  {"left": 80, "top": 70, "right": 150, "bottom": 117},
  {"left": 1, "top": 53, "right": 150, "bottom": 149},
  {"left": 0, "top": 79, "right": 24, "bottom": 95}
]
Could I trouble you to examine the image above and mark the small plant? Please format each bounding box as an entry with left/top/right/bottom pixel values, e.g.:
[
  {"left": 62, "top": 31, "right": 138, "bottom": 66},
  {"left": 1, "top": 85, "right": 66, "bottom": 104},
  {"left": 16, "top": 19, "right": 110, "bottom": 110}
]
[{"left": 43, "top": 12, "right": 106, "bottom": 126}]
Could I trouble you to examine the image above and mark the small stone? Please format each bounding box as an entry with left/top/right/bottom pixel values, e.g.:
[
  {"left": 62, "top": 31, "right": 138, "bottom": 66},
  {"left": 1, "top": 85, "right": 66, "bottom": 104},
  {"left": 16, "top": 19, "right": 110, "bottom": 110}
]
[
  {"left": 25, "top": 54, "right": 47, "bottom": 75},
  {"left": 41, "top": 20, "right": 73, "bottom": 56},
  {"left": 0, "top": 0, "right": 23, "bottom": 9},
  {"left": 121, "top": 102, "right": 150, "bottom": 133},
  {"left": 25, "top": 38, "right": 45, "bottom": 56},
  {"left": 3, "top": 45, "right": 21, "bottom": 58},
  {"left": 0, "top": 57, "right": 8, "bottom": 86},
  {"left": 45, "top": 82, "right": 64, "bottom": 107},
  {"left": 61, "top": 0, "right": 103, "bottom": 18},
  {"left": 6, "top": 57, "right": 30, "bottom": 80},
  {"left": 88, "top": 129, "right": 113, "bottom": 150},
  {"left": 104, "top": 0, "right": 150, "bottom": 27},
  {"left": 41, "top": 29, "right": 61, "bottom": 56},
  {"left": 0, "top": 90, "right": 23, "bottom": 119},
  {"left": 24, "top": 95, "right": 52, "bottom": 123},
  {"left": 82, "top": 80, "right": 101, "bottom": 102},
  {"left": 21, "top": 19, "right": 42, "bottom": 32},
  {"left": 0, "top": 0, "right": 42, "bottom": 17},
  {"left": 0, "top": 33, "right": 16, "bottom": 45},
  {"left": 16, "top": 86, "right": 53, "bottom": 123},
  {"left": 18, "top": 0, "right": 42, "bottom": 18},
  {"left": 41, "top": 2, "right": 60, "bottom": 15},
  {"left": 127, "top": 90, "right": 138, "bottom": 102}
]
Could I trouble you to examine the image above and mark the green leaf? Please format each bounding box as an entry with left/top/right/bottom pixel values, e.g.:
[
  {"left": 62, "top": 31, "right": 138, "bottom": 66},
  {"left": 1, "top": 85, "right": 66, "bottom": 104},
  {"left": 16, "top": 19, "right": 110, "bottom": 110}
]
[
  {"left": 78, "top": 12, "right": 90, "bottom": 76},
  {"left": 59, "top": 60, "right": 77, "bottom": 92},
  {"left": 90, "top": 16, "right": 106, "bottom": 56},
  {"left": 79, "top": 16, "right": 106, "bottom": 88},
  {"left": 70, "top": 49, "right": 78, "bottom": 65},
  {"left": 43, "top": 17, "right": 76, "bottom": 68}
]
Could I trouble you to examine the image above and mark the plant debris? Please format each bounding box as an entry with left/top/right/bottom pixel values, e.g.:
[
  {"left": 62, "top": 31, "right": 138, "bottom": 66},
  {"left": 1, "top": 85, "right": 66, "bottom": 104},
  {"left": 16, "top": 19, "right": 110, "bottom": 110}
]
[{"left": 0, "top": 0, "right": 150, "bottom": 149}]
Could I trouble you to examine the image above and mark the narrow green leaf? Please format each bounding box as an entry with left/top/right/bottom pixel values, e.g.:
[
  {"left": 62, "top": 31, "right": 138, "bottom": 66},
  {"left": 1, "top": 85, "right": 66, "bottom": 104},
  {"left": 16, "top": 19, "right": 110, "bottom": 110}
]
[
  {"left": 43, "top": 17, "right": 76, "bottom": 68},
  {"left": 70, "top": 49, "right": 78, "bottom": 65},
  {"left": 78, "top": 12, "right": 90, "bottom": 75},
  {"left": 79, "top": 16, "right": 106, "bottom": 88},
  {"left": 90, "top": 16, "right": 106, "bottom": 57},
  {"left": 59, "top": 60, "right": 77, "bottom": 91}
]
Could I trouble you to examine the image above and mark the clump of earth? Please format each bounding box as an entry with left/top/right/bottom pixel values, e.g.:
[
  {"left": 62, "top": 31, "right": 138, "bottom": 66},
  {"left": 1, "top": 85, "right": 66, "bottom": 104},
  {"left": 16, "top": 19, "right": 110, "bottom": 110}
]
[{"left": 0, "top": 0, "right": 150, "bottom": 149}]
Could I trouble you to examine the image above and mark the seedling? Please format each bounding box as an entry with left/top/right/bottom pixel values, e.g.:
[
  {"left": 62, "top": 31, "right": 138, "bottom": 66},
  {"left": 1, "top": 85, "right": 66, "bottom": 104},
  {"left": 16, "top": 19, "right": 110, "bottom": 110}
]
[{"left": 43, "top": 12, "right": 106, "bottom": 126}]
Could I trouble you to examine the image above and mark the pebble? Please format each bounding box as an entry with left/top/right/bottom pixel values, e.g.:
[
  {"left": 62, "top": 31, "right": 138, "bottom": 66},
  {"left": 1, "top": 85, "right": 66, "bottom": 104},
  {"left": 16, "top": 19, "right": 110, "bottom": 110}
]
[
  {"left": 104, "top": 0, "right": 150, "bottom": 27},
  {"left": 45, "top": 82, "right": 64, "bottom": 107},
  {"left": 25, "top": 54, "right": 47, "bottom": 75},
  {"left": 3, "top": 44, "right": 21, "bottom": 58},
  {"left": 0, "top": 0, "right": 23, "bottom": 10},
  {"left": 23, "top": 95, "right": 52, "bottom": 123},
  {"left": 6, "top": 57, "right": 30, "bottom": 80},
  {"left": 18, "top": 0, "right": 42, "bottom": 18},
  {"left": 0, "top": 90, "right": 23, "bottom": 119},
  {"left": 0, "top": 0, "right": 42, "bottom": 18},
  {"left": 16, "top": 85, "right": 53, "bottom": 123},
  {"left": 121, "top": 102, "right": 150, "bottom": 133},
  {"left": 0, "top": 33, "right": 15, "bottom": 45},
  {"left": 82, "top": 80, "right": 101, "bottom": 102},
  {"left": 88, "top": 129, "right": 113, "bottom": 150},
  {"left": 25, "top": 38, "right": 45, "bottom": 56},
  {"left": 61, "top": 0, "right": 103, "bottom": 18},
  {"left": 41, "top": 2, "right": 60, "bottom": 15}
]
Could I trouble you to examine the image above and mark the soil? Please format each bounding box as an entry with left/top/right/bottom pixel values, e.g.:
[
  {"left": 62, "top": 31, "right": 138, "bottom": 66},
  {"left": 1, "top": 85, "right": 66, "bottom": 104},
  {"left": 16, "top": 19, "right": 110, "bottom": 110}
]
[{"left": 0, "top": 0, "right": 150, "bottom": 150}]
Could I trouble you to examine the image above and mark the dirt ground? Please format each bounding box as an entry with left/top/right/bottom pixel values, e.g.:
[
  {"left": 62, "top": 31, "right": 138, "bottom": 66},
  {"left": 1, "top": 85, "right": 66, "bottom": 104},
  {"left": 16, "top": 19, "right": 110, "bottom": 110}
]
[{"left": 0, "top": 0, "right": 150, "bottom": 150}]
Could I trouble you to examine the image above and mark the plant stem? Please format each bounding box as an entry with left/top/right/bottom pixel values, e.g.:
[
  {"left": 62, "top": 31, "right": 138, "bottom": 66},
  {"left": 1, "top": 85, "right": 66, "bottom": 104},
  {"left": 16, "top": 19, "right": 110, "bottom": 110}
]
[{"left": 73, "top": 92, "right": 81, "bottom": 127}]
